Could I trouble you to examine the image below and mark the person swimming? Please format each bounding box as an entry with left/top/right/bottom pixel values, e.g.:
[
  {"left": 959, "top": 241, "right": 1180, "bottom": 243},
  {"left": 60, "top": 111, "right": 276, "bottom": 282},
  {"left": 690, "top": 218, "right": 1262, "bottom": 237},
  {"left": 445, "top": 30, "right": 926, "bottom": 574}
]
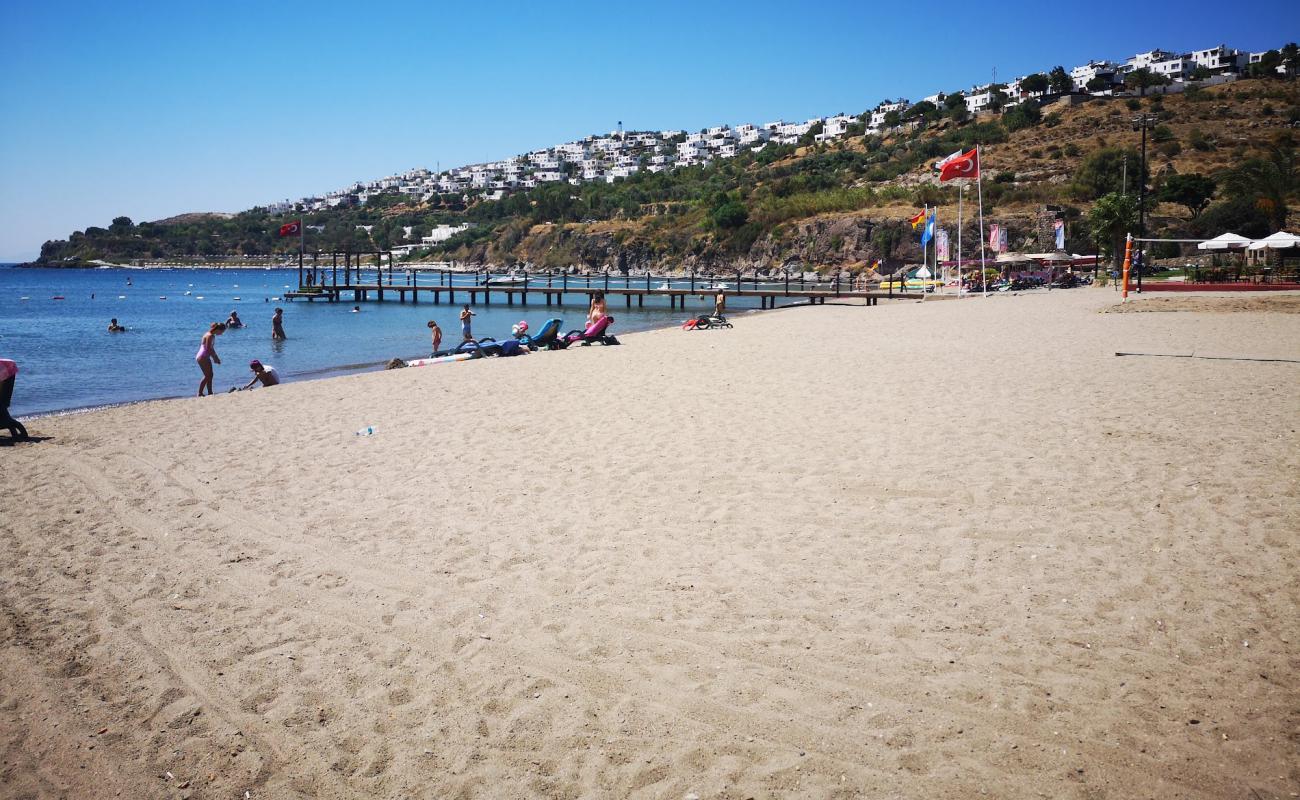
[
  {"left": 226, "top": 310, "right": 243, "bottom": 328},
  {"left": 195, "top": 322, "right": 226, "bottom": 396},
  {"left": 107, "top": 318, "right": 126, "bottom": 332}
]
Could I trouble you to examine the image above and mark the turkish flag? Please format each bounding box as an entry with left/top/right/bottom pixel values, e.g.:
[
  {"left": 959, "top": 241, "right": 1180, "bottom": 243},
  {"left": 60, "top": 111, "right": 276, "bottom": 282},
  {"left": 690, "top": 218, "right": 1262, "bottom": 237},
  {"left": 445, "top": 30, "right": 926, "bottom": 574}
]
[
  {"left": 278, "top": 220, "right": 301, "bottom": 237},
  {"left": 939, "top": 148, "right": 979, "bottom": 182}
]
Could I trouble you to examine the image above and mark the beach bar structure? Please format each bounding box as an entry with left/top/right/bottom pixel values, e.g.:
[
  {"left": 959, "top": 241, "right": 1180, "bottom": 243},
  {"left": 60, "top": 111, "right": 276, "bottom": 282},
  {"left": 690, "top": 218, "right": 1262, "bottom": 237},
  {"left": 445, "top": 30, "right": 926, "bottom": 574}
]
[{"left": 288, "top": 251, "right": 920, "bottom": 309}]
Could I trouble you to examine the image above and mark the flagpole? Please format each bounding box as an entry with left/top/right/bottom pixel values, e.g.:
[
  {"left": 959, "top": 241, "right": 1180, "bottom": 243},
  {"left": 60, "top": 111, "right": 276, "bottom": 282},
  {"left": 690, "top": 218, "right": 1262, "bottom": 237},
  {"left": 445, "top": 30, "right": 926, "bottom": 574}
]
[
  {"left": 957, "top": 185, "right": 963, "bottom": 297},
  {"left": 976, "top": 146, "right": 987, "bottom": 295}
]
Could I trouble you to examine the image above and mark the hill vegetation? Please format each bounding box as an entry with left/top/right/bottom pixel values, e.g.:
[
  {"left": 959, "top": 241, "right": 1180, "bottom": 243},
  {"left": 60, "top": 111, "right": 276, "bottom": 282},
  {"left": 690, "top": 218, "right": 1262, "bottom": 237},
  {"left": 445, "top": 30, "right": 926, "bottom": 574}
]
[{"left": 33, "top": 78, "right": 1300, "bottom": 274}]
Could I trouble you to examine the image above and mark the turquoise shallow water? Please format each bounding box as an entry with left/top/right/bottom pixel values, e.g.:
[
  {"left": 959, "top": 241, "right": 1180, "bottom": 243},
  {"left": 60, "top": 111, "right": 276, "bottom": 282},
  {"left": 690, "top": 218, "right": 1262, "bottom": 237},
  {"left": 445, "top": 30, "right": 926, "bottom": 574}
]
[{"left": 0, "top": 265, "right": 760, "bottom": 416}]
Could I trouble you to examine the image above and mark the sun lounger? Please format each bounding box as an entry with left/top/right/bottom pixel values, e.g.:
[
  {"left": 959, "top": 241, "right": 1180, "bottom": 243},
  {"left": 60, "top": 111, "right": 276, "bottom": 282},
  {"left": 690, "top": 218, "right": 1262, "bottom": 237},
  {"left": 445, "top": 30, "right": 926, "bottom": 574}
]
[
  {"left": 517, "top": 318, "right": 563, "bottom": 350},
  {"left": 560, "top": 315, "right": 619, "bottom": 347}
]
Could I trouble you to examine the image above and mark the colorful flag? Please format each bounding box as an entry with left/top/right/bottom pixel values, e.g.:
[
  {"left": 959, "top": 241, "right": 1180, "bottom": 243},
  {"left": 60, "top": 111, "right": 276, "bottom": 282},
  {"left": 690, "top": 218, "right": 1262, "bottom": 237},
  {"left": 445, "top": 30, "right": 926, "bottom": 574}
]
[
  {"left": 909, "top": 210, "right": 927, "bottom": 229},
  {"left": 920, "top": 211, "right": 936, "bottom": 246},
  {"left": 278, "top": 220, "right": 302, "bottom": 237},
  {"left": 1054, "top": 219, "right": 1065, "bottom": 250},
  {"left": 999, "top": 227, "right": 1008, "bottom": 253},
  {"left": 938, "top": 148, "right": 979, "bottom": 182},
  {"left": 937, "top": 229, "right": 950, "bottom": 261},
  {"left": 989, "top": 223, "right": 1001, "bottom": 252}
]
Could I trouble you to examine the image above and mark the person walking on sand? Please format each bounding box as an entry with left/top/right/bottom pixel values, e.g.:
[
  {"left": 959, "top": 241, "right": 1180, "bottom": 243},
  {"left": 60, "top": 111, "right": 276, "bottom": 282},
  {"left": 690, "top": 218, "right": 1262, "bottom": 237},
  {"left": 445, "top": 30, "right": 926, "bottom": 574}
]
[
  {"left": 459, "top": 305, "right": 476, "bottom": 341},
  {"left": 587, "top": 291, "right": 608, "bottom": 327},
  {"left": 714, "top": 291, "right": 726, "bottom": 318},
  {"left": 196, "top": 322, "right": 226, "bottom": 397},
  {"left": 427, "top": 320, "right": 442, "bottom": 354},
  {"left": 271, "top": 307, "right": 286, "bottom": 340},
  {"left": 0, "top": 357, "right": 29, "bottom": 440}
]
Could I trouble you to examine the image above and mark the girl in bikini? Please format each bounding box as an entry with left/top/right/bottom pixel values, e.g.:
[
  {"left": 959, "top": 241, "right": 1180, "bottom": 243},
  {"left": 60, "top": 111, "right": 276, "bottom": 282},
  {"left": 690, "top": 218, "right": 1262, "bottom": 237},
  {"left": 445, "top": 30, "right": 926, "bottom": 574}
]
[
  {"left": 196, "top": 322, "right": 226, "bottom": 396},
  {"left": 587, "top": 292, "right": 608, "bottom": 327}
]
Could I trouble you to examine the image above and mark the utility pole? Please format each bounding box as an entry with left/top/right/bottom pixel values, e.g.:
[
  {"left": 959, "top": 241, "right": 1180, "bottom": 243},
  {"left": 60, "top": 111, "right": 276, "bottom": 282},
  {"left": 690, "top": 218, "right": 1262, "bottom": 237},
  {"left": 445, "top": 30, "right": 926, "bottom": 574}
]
[{"left": 1131, "top": 113, "right": 1158, "bottom": 292}]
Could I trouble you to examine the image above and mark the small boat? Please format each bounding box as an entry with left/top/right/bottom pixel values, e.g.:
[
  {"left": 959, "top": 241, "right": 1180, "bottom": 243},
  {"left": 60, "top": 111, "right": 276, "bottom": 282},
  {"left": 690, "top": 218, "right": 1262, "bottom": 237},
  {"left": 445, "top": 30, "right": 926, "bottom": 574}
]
[
  {"left": 51, "top": 295, "right": 66, "bottom": 300},
  {"left": 195, "top": 295, "right": 205, "bottom": 300},
  {"left": 233, "top": 297, "right": 241, "bottom": 301},
  {"left": 159, "top": 296, "right": 167, "bottom": 300},
  {"left": 703, "top": 282, "right": 731, "bottom": 291},
  {"left": 484, "top": 275, "right": 527, "bottom": 286},
  {"left": 655, "top": 281, "right": 672, "bottom": 290},
  {"left": 117, "top": 295, "right": 126, "bottom": 299}
]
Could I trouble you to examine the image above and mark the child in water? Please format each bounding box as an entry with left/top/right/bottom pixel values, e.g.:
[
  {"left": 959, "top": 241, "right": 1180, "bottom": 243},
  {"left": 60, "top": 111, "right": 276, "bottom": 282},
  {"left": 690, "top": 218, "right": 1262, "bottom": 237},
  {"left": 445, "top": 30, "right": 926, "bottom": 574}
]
[{"left": 427, "top": 320, "right": 442, "bottom": 354}]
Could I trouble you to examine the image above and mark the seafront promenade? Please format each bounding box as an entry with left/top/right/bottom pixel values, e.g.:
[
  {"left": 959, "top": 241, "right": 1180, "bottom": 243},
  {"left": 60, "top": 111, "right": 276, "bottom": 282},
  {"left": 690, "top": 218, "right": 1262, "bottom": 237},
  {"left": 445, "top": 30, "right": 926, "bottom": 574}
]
[{"left": 2, "top": 290, "right": 1296, "bottom": 799}]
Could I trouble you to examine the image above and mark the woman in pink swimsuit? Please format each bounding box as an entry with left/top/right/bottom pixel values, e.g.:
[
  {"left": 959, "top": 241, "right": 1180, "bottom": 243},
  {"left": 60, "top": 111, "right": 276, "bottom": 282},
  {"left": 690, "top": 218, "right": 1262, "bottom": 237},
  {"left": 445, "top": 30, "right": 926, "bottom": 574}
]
[{"left": 196, "top": 322, "right": 226, "bottom": 396}]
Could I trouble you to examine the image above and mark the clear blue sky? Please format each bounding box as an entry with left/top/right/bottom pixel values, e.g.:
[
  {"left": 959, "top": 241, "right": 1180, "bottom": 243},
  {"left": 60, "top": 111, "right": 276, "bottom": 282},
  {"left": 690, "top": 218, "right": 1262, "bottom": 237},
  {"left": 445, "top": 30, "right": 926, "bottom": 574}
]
[{"left": 0, "top": 0, "right": 1292, "bottom": 260}]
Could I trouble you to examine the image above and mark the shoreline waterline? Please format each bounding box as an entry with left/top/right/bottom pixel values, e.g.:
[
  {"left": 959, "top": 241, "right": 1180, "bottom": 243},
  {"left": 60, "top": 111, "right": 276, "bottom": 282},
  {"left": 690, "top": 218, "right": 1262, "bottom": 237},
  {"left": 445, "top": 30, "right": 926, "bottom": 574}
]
[
  {"left": 2, "top": 265, "right": 778, "bottom": 417},
  {"left": 10, "top": 305, "right": 775, "bottom": 419}
]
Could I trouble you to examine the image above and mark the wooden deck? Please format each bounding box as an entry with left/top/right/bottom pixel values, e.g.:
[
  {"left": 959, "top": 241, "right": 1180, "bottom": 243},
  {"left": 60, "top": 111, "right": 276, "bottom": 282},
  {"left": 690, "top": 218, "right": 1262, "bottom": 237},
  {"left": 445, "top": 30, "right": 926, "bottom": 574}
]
[{"left": 289, "top": 281, "right": 920, "bottom": 309}]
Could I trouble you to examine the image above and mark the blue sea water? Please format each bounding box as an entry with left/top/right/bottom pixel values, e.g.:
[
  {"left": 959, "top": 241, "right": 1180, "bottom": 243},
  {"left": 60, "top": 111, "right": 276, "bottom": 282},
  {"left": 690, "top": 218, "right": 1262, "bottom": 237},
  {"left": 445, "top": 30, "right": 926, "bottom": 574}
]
[{"left": 0, "top": 265, "right": 760, "bottom": 416}]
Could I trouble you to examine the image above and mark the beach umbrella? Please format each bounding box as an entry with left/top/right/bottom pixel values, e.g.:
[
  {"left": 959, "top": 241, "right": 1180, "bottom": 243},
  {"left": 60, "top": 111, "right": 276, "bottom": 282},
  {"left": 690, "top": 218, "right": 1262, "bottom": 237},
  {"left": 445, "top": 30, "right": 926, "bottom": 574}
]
[
  {"left": 995, "top": 252, "right": 1032, "bottom": 263},
  {"left": 1196, "top": 232, "right": 1252, "bottom": 250},
  {"left": 1246, "top": 231, "right": 1300, "bottom": 251}
]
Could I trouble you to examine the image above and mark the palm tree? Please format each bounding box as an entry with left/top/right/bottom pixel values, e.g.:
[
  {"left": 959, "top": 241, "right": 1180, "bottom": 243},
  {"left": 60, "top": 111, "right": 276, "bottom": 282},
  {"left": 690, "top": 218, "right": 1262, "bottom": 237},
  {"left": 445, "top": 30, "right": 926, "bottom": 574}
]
[
  {"left": 1221, "top": 140, "right": 1297, "bottom": 231},
  {"left": 1088, "top": 192, "right": 1139, "bottom": 268}
]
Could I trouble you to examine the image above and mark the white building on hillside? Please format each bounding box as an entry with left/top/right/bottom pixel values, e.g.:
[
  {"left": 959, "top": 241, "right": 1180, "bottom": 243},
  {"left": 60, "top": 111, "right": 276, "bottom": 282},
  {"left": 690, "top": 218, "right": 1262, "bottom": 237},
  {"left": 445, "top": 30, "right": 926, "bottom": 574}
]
[
  {"left": 1190, "top": 45, "right": 1244, "bottom": 72},
  {"left": 1070, "top": 60, "right": 1120, "bottom": 91},
  {"left": 1150, "top": 54, "right": 1194, "bottom": 81}
]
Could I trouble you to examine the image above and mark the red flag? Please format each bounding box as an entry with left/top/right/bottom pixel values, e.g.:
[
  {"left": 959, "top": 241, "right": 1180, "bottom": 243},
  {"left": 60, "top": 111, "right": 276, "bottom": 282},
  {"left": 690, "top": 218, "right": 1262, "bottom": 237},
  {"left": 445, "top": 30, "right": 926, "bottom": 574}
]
[
  {"left": 278, "top": 220, "right": 301, "bottom": 237},
  {"left": 938, "top": 148, "right": 979, "bottom": 182},
  {"left": 908, "top": 210, "right": 927, "bottom": 229}
]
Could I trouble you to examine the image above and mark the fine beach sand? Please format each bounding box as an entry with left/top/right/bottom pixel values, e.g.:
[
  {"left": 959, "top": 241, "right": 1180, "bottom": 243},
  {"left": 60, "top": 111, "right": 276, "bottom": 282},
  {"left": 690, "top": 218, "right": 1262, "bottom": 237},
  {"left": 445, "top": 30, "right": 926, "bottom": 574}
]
[{"left": 2, "top": 290, "right": 1297, "bottom": 799}]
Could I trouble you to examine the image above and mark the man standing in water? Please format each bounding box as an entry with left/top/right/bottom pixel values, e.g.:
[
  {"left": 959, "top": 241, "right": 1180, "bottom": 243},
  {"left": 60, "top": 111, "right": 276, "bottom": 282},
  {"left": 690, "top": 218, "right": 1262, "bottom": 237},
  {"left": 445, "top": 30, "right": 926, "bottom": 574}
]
[
  {"left": 459, "top": 305, "right": 475, "bottom": 342},
  {"left": 271, "top": 308, "right": 286, "bottom": 340}
]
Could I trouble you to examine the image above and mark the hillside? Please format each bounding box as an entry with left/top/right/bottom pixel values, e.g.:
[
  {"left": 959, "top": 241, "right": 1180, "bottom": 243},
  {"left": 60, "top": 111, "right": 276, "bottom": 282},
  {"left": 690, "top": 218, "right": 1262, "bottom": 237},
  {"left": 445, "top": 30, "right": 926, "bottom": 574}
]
[{"left": 32, "top": 79, "right": 1300, "bottom": 273}]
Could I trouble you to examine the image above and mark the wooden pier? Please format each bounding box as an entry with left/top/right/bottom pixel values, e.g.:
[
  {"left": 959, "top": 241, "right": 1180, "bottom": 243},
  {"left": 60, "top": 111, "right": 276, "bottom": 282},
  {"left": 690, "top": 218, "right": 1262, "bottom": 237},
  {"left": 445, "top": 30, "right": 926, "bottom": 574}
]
[{"left": 286, "top": 255, "right": 921, "bottom": 309}]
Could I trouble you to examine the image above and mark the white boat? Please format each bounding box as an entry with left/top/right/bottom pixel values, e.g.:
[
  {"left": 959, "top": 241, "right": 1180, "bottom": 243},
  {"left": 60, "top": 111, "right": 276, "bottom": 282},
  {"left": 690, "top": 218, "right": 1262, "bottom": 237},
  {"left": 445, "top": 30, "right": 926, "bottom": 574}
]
[
  {"left": 484, "top": 275, "right": 527, "bottom": 286},
  {"left": 655, "top": 281, "right": 672, "bottom": 290},
  {"left": 703, "top": 282, "right": 731, "bottom": 290}
]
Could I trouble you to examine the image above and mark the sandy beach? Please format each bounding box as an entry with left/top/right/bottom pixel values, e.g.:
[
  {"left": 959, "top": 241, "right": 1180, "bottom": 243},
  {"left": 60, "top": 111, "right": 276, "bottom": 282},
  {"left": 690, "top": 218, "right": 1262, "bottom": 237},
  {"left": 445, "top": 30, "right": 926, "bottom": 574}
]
[{"left": 2, "top": 289, "right": 1297, "bottom": 799}]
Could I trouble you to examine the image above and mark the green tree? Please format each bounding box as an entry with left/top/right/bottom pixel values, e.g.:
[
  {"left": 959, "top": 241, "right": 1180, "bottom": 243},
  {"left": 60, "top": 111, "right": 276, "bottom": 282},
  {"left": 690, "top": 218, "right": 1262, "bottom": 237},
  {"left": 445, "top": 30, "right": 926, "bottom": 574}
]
[
  {"left": 1193, "top": 196, "right": 1272, "bottom": 239},
  {"left": 1002, "top": 101, "right": 1041, "bottom": 132},
  {"left": 1020, "top": 73, "right": 1049, "bottom": 95},
  {"left": 712, "top": 201, "right": 749, "bottom": 229},
  {"left": 905, "top": 100, "right": 937, "bottom": 119},
  {"left": 1190, "top": 65, "right": 1212, "bottom": 81},
  {"left": 987, "top": 86, "right": 1009, "bottom": 112},
  {"left": 882, "top": 110, "right": 901, "bottom": 127},
  {"left": 1123, "top": 67, "right": 1167, "bottom": 96},
  {"left": 1073, "top": 147, "right": 1144, "bottom": 199},
  {"left": 1157, "top": 173, "right": 1216, "bottom": 218},
  {"left": 1248, "top": 50, "right": 1282, "bottom": 78},
  {"left": 1283, "top": 43, "right": 1299, "bottom": 76},
  {"left": 1048, "top": 66, "right": 1073, "bottom": 94},
  {"left": 943, "top": 92, "right": 966, "bottom": 111},
  {"left": 1220, "top": 139, "right": 1297, "bottom": 230},
  {"left": 1085, "top": 75, "right": 1112, "bottom": 93},
  {"left": 110, "top": 216, "right": 133, "bottom": 229},
  {"left": 1088, "top": 192, "right": 1139, "bottom": 268}
]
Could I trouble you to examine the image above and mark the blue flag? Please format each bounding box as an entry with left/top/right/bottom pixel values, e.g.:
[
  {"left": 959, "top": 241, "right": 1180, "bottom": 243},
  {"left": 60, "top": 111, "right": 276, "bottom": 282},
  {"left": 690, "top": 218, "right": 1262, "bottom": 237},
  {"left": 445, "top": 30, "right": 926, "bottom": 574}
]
[{"left": 920, "top": 211, "right": 936, "bottom": 246}]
